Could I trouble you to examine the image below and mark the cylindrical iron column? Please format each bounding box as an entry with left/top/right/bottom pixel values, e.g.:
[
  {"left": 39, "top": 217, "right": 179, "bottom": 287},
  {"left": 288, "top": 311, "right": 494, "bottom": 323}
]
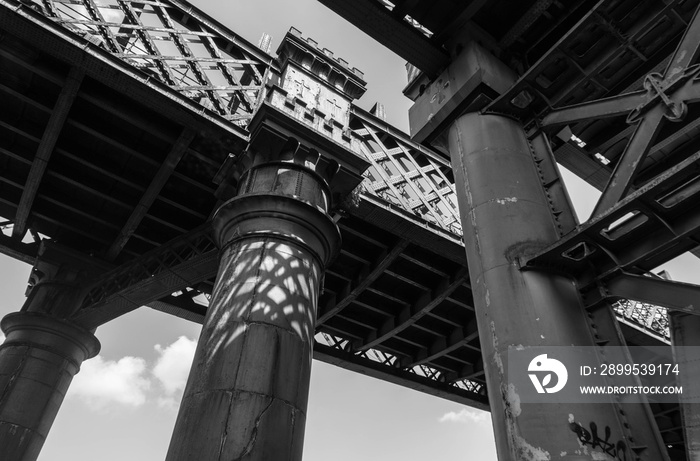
[
  {"left": 0, "top": 312, "right": 100, "bottom": 461},
  {"left": 166, "top": 159, "right": 340, "bottom": 461},
  {"left": 448, "top": 113, "right": 668, "bottom": 460}
]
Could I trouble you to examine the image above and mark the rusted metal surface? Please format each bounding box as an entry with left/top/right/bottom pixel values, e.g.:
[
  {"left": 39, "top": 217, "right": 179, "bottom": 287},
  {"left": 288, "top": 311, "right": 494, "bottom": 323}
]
[
  {"left": 0, "top": 0, "right": 697, "bottom": 458},
  {"left": 0, "top": 313, "right": 100, "bottom": 460},
  {"left": 407, "top": 40, "right": 517, "bottom": 144},
  {"left": 591, "top": 4, "right": 700, "bottom": 216},
  {"left": 586, "top": 272, "right": 700, "bottom": 316},
  {"left": 315, "top": 0, "right": 449, "bottom": 77},
  {"left": 526, "top": 148, "right": 700, "bottom": 280},
  {"left": 0, "top": 244, "right": 102, "bottom": 460},
  {"left": 166, "top": 142, "right": 340, "bottom": 461},
  {"left": 448, "top": 113, "right": 668, "bottom": 460}
]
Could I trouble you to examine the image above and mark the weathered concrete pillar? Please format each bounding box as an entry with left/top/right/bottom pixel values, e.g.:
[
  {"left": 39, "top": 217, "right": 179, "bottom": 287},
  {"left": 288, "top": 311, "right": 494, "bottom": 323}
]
[
  {"left": 670, "top": 312, "right": 700, "bottom": 460},
  {"left": 448, "top": 113, "right": 668, "bottom": 460},
  {"left": 166, "top": 155, "right": 340, "bottom": 461},
  {"left": 0, "top": 243, "right": 102, "bottom": 461},
  {"left": 0, "top": 313, "right": 100, "bottom": 460}
]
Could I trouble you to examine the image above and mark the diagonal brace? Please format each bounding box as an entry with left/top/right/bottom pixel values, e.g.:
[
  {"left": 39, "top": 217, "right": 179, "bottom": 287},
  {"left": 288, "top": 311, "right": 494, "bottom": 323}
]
[
  {"left": 600, "top": 272, "right": 700, "bottom": 315},
  {"left": 541, "top": 90, "right": 646, "bottom": 128},
  {"left": 13, "top": 67, "right": 84, "bottom": 239}
]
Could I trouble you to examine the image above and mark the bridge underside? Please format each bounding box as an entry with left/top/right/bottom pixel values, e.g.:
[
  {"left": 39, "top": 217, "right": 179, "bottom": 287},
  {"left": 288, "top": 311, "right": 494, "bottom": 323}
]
[{"left": 1, "top": 0, "right": 698, "bottom": 459}]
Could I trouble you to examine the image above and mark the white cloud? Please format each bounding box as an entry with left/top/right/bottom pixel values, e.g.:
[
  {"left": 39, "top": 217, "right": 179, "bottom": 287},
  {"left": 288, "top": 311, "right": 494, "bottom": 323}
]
[
  {"left": 152, "top": 336, "right": 197, "bottom": 407},
  {"left": 2, "top": 335, "right": 198, "bottom": 411},
  {"left": 439, "top": 408, "right": 491, "bottom": 425},
  {"left": 70, "top": 356, "right": 150, "bottom": 409}
]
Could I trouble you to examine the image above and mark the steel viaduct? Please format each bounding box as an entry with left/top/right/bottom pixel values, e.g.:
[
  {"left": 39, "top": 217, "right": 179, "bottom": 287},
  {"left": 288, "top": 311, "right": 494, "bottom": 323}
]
[{"left": 1, "top": 0, "right": 700, "bottom": 459}]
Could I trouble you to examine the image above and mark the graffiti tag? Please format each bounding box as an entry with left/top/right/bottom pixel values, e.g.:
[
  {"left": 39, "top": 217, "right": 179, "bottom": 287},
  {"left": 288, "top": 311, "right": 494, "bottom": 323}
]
[{"left": 569, "top": 421, "right": 629, "bottom": 460}]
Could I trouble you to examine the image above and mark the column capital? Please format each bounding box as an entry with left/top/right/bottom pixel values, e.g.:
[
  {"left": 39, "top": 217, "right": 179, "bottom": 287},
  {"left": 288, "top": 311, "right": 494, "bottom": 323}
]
[
  {"left": 1, "top": 312, "right": 101, "bottom": 364},
  {"left": 213, "top": 141, "right": 342, "bottom": 268},
  {"left": 213, "top": 193, "right": 340, "bottom": 269},
  {"left": 22, "top": 242, "right": 110, "bottom": 318}
]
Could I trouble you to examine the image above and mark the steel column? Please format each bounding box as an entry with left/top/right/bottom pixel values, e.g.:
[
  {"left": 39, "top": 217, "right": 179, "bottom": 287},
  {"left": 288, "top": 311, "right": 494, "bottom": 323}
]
[
  {"left": 448, "top": 113, "right": 669, "bottom": 460},
  {"left": 165, "top": 157, "right": 340, "bottom": 461},
  {"left": 0, "top": 313, "right": 99, "bottom": 461},
  {"left": 670, "top": 312, "right": 700, "bottom": 460},
  {"left": 0, "top": 244, "right": 103, "bottom": 461},
  {"left": 0, "top": 242, "right": 102, "bottom": 461},
  {"left": 0, "top": 245, "right": 104, "bottom": 461}
]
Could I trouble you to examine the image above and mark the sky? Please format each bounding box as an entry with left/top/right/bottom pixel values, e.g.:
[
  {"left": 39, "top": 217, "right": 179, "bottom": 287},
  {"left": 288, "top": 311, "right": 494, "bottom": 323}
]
[{"left": 2, "top": 0, "right": 700, "bottom": 460}]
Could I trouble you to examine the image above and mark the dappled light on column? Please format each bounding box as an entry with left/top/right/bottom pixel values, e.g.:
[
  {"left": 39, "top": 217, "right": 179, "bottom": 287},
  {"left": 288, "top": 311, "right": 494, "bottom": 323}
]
[{"left": 165, "top": 146, "right": 340, "bottom": 461}]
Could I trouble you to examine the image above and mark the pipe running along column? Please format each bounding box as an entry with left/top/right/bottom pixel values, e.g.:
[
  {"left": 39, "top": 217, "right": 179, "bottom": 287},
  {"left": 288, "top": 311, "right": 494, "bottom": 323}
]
[
  {"left": 166, "top": 154, "right": 340, "bottom": 461},
  {"left": 448, "top": 113, "right": 668, "bottom": 460}
]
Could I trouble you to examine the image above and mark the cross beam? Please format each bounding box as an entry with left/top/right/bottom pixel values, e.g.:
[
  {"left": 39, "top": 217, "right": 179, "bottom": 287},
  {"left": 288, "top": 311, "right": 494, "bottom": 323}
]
[
  {"left": 104, "top": 128, "right": 195, "bottom": 261},
  {"left": 584, "top": 271, "right": 700, "bottom": 315},
  {"left": 539, "top": 3, "right": 700, "bottom": 217},
  {"left": 525, "top": 147, "right": 700, "bottom": 277},
  {"left": 357, "top": 267, "right": 470, "bottom": 351},
  {"left": 315, "top": 0, "right": 449, "bottom": 77},
  {"left": 316, "top": 238, "right": 410, "bottom": 325},
  {"left": 12, "top": 67, "right": 84, "bottom": 239}
]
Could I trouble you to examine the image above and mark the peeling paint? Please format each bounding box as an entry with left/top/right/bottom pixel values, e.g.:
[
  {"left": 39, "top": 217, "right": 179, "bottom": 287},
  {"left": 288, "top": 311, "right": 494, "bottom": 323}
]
[
  {"left": 505, "top": 383, "right": 521, "bottom": 417},
  {"left": 485, "top": 289, "right": 490, "bottom": 307},
  {"left": 515, "top": 344, "right": 525, "bottom": 351},
  {"left": 490, "top": 321, "right": 503, "bottom": 373},
  {"left": 568, "top": 414, "right": 575, "bottom": 424},
  {"left": 676, "top": 50, "right": 687, "bottom": 64},
  {"left": 496, "top": 197, "right": 518, "bottom": 205},
  {"left": 515, "top": 435, "right": 551, "bottom": 460},
  {"left": 540, "top": 335, "right": 545, "bottom": 339},
  {"left": 493, "top": 349, "right": 503, "bottom": 373}
]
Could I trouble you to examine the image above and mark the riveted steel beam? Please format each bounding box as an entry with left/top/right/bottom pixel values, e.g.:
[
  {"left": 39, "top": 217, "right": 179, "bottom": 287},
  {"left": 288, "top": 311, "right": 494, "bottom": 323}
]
[
  {"left": 74, "top": 224, "right": 217, "bottom": 329},
  {"left": 316, "top": 238, "right": 410, "bottom": 325},
  {"left": 541, "top": 90, "right": 647, "bottom": 128},
  {"left": 316, "top": 0, "right": 449, "bottom": 77},
  {"left": 12, "top": 67, "right": 84, "bottom": 239},
  {"left": 314, "top": 333, "right": 489, "bottom": 409},
  {"left": 526, "top": 147, "right": 700, "bottom": 277},
  {"left": 585, "top": 272, "right": 700, "bottom": 314},
  {"left": 357, "top": 266, "right": 470, "bottom": 351},
  {"left": 406, "top": 318, "right": 479, "bottom": 368},
  {"left": 593, "top": 106, "right": 667, "bottom": 217},
  {"left": 104, "top": 128, "right": 195, "bottom": 261}
]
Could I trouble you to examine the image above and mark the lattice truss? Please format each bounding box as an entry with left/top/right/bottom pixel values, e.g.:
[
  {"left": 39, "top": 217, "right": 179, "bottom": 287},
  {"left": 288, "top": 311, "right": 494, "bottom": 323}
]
[
  {"left": 81, "top": 225, "right": 216, "bottom": 309},
  {"left": 613, "top": 300, "right": 670, "bottom": 342},
  {"left": 25, "top": 0, "right": 272, "bottom": 126},
  {"left": 316, "top": 332, "right": 485, "bottom": 395},
  {"left": 24, "top": 0, "right": 671, "bottom": 394},
  {"left": 349, "top": 111, "right": 463, "bottom": 235}
]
